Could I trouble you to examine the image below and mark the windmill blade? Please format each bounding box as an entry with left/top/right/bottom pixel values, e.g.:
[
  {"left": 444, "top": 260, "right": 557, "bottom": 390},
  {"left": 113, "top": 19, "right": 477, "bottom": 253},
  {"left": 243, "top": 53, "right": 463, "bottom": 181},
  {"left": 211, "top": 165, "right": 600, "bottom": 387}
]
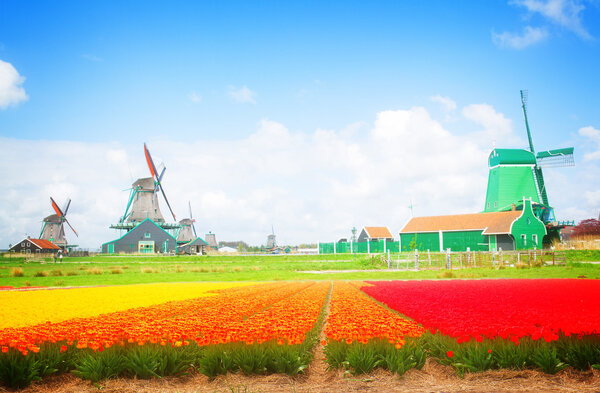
[
  {"left": 63, "top": 198, "right": 72, "bottom": 216},
  {"left": 158, "top": 183, "right": 177, "bottom": 221},
  {"left": 64, "top": 217, "right": 79, "bottom": 237},
  {"left": 154, "top": 167, "right": 166, "bottom": 194},
  {"left": 143, "top": 143, "right": 159, "bottom": 178},
  {"left": 50, "top": 197, "right": 64, "bottom": 218},
  {"left": 189, "top": 201, "right": 197, "bottom": 237}
]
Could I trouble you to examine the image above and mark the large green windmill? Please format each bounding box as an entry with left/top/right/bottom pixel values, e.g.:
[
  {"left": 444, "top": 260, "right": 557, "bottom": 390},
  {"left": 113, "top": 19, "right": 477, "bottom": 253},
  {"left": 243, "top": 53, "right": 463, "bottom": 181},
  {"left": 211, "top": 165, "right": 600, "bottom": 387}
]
[{"left": 484, "top": 91, "right": 574, "bottom": 227}]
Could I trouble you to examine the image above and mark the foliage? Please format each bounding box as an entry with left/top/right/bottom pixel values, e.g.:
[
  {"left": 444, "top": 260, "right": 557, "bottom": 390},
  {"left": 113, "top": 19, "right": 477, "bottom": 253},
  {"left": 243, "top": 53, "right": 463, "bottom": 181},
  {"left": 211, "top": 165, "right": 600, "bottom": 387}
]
[{"left": 572, "top": 219, "right": 600, "bottom": 237}]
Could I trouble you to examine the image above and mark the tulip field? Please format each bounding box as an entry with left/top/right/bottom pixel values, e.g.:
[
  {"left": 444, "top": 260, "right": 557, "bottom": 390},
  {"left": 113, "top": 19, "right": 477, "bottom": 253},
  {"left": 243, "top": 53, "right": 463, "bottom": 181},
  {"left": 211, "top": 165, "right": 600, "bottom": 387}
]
[{"left": 2, "top": 278, "right": 600, "bottom": 388}]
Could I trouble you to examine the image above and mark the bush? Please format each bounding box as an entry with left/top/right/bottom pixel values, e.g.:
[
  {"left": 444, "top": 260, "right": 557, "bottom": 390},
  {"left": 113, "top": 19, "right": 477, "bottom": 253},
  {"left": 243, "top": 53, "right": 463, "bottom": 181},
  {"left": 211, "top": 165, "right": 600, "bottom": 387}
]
[
  {"left": 87, "top": 267, "right": 103, "bottom": 275},
  {"left": 34, "top": 271, "right": 49, "bottom": 277},
  {"left": 10, "top": 267, "right": 24, "bottom": 277}
]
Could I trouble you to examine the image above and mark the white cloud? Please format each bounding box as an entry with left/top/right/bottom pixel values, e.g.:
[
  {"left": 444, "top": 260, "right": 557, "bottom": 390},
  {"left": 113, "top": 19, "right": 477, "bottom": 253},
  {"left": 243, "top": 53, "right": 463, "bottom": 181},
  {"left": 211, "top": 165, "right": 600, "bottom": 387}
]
[
  {"left": 512, "top": 0, "right": 591, "bottom": 38},
  {"left": 492, "top": 26, "right": 549, "bottom": 49},
  {"left": 188, "top": 91, "right": 202, "bottom": 103},
  {"left": 430, "top": 95, "right": 457, "bottom": 112},
  {"left": 462, "top": 103, "right": 523, "bottom": 146},
  {"left": 1, "top": 101, "right": 596, "bottom": 249},
  {"left": 228, "top": 85, "right": 256, "bottom": 104},
  {"left": 0, "top": 60, "right": 28, "bottom": 109},
  {"left": 579, "top": 126, "right": 600, "bottom": 161}
]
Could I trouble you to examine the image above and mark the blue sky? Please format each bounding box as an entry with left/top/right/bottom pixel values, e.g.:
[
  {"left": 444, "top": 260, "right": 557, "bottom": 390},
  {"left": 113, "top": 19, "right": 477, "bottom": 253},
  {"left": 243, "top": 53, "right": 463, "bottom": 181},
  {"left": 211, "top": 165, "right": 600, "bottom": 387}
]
[{"left": 1, "top": 1, "right": 600, "bottom": 248}]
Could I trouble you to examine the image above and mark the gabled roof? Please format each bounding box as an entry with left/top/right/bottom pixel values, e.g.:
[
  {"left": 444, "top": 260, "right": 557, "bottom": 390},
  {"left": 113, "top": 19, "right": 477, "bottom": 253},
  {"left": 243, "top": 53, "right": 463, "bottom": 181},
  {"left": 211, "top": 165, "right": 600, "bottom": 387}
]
[
  {"left": 364, "top": 226, "right": 394, "bottom": 239},
  {"left": 102, "top": 218, "right": 177, "bottom": 246},
  {"left": 28, "top": 238, "right": 60, "bottom": 250},
  {"left": 182, "top": 237, "right": 209, "bottom": 247},
  {"left": 400, "top": 211, "right": 522, "bottom": 235}
]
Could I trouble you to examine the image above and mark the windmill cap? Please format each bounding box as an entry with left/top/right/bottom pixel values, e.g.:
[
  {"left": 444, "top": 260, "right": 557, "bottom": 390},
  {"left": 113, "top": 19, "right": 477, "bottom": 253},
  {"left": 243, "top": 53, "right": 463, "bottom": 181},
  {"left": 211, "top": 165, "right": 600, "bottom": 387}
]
[{"left": 489, "top": 149, "right": 536, "bottom": 167}]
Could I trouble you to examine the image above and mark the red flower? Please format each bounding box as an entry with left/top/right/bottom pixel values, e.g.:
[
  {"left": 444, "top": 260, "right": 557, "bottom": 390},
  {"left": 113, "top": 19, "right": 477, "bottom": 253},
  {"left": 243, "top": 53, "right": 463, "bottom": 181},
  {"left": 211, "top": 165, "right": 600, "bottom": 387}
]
[{"left": 446, "top": 350, "right": 453, "bottom": 358}]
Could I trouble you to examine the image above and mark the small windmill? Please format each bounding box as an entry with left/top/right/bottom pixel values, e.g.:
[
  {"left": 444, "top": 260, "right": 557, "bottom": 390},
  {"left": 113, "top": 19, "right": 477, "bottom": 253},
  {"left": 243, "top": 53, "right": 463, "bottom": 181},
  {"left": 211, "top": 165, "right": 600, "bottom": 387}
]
[
  {"left": 117, "top": 144, "right": 177, "bottom": 225},
  {"left": 177, "top": 202, "right": 198, "bottom": 244},
  {"left": 40, "top": 197, "right": 78, "bottom": 249},
  {"left": 266, "top": 225, "right": 278, "bottom": 253}
]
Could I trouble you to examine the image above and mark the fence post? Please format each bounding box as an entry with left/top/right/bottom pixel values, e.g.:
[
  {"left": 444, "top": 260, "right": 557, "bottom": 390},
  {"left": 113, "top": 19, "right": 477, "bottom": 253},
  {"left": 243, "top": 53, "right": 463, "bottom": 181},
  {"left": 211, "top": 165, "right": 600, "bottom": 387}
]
[
  {"left": 446, "top": 248, "right": 451, "bottom": 270},
  {"left": 383, "top": 238, "right": 387, "bottom": 253},
  {"left": 492, "top": 250, "right": 496, "bottom": 266},
  {"left": 333, "top": 242, "right": 336, "bottom": 255},
  {"left": 367, "top": 241, "right": 370, "bottom": 254},
  {"left": 467, "top": 247, "right": 470, "bottom": 266},
  {"left": 387, "top": 249, "right": 391, "bottom": 269},
  {"left": 414, "top": 249, "right": 419, "bottom": 270},
  {"left": 499, "top": 248, "right": 503, "bottom": 268},
  {"left": 428, "top": 249, "right": 431, "bottom": 266},
  {"left": 350, "top": 241, "right": 353, "bottom": 254}
]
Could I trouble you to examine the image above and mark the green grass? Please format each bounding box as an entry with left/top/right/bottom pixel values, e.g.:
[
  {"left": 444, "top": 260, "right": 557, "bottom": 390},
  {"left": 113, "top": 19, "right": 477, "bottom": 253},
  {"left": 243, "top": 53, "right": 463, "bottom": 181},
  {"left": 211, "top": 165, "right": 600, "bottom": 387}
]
[{"left": 0, "top": 252, "right": 599, "bottom": 287}]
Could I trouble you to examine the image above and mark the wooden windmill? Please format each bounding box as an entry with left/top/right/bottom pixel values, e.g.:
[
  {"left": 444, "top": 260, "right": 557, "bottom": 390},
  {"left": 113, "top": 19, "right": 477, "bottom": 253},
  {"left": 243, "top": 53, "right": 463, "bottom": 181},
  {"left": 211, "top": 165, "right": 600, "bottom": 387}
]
[
  {"left": 40, "top": 197, "right": 78, "bottom": 249},
  {"left": 177, "top": 202, "right": 198, "bottom": 244}
]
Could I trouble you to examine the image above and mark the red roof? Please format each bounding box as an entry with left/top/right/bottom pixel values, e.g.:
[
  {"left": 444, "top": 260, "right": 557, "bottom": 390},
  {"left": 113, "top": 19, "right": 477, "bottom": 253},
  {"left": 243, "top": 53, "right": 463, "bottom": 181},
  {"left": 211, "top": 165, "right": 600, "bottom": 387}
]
[
  {"left": 29, "top": 239, "right": 60, "bottom": 250},
  {"left": 364, "top": 226, "right": 394, "bottom": 239},
  {"left": 400, "top": 211, "right": 522, "bottom": 235}
]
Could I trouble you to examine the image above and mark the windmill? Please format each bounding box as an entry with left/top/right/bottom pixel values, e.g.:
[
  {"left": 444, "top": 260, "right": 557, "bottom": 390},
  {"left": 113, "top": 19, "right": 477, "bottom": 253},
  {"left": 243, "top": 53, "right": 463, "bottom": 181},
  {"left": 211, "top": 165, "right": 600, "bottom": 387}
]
[
  {"left": 112, "top": 143, "right": 178, "bottom": 230},
  {"left": 266, "top": 226, "right": 278, "bottom": 253},
  {"left": 177, "top": 202, "right": 198, "bottom": 244},
  {"left": 484, "top": 90, "right": 574, "bottom": 226},
  {"left": 40, "top": 197, "right": 78, "bottom": 250}
]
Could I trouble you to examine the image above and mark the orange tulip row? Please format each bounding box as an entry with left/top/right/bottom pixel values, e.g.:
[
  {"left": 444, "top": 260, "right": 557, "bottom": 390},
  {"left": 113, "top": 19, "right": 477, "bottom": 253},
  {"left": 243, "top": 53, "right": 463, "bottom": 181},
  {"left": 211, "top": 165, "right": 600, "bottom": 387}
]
[
  {"left": 0, "top": 282, "right": 316, "bottom": 355},
  {"left": 229, "top": 281, "right": 330, "bottom": 345},
  {"left": 324, "top": 281, "right": 424, "bottom": 348}
]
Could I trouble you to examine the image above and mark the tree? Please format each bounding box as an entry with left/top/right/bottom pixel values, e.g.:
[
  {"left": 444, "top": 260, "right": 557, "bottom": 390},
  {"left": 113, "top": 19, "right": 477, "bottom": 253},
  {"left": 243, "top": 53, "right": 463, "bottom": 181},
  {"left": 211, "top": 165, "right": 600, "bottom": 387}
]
[{"left": 572, "top": 219, "right": 600, "bottom": 237}]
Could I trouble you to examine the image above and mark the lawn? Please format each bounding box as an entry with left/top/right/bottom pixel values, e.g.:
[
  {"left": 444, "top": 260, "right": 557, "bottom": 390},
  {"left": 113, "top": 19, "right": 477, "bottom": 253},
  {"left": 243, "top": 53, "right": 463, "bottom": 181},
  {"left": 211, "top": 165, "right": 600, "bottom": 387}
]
[{"left": 0, "top": 252, "right": 599, "bottom": 287}]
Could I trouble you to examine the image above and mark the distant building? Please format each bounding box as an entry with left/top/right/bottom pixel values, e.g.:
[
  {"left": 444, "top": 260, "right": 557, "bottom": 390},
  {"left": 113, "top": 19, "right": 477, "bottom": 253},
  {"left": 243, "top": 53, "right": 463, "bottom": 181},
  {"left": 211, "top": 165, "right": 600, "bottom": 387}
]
[
  {"left": 357, "top": 226, "right": 394, "bottom": 242},
  {"left": 9, "top": 238, "right": 60, "bottom": 254},
  {"left": 218, "top": 246, "right": 237, "bottom": 253},
  {"left": 205, "top": 232, "right": 218, "bottom": 249},
  {"left": 399, "top": 198, "right": 546, "bottom": 251},
  {"left": 101, "top": 218, "right": 178, "bottom": 254},
  {"left": 178, "top": 237, "right": 208, "bottom": 255}
]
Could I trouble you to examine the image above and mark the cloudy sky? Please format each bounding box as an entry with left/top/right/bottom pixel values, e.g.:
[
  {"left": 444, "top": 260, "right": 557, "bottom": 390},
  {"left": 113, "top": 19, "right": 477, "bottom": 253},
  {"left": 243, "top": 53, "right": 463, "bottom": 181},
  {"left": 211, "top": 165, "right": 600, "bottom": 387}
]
[{"left": 1, "top": 0, "right": 600, "bottom": 249}]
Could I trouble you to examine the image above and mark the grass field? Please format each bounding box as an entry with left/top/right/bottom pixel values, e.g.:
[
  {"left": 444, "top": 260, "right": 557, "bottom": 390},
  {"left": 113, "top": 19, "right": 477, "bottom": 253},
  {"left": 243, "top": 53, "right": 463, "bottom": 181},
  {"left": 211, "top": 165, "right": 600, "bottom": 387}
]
[{"left": 1, "top": 251, "right": 600, "bottom": 287}]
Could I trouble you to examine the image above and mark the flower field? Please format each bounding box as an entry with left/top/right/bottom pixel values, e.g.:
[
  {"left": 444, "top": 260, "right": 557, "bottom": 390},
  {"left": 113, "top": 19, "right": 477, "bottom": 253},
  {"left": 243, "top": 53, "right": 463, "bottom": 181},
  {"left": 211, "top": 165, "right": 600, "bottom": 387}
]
[
  {"left": 2, "top": 278, "right": 600, "bottom": 389},
  {"left": 361, "top": 279, "right": 600, "bottom": 343}
]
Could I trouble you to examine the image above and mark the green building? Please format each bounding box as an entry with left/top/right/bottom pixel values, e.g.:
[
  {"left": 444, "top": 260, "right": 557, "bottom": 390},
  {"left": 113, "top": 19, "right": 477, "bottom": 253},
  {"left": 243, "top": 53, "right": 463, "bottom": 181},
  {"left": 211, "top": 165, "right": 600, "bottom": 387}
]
[{"left": 400, "top": 198, "right": 546, "bottom": 251}]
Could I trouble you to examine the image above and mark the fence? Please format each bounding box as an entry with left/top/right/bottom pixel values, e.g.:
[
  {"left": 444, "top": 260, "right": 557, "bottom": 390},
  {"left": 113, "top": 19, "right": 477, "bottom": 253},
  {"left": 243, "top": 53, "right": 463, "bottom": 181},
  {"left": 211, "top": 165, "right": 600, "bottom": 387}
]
[
  {"left": 387, "top": 249, "right": 566, "bottom": 270},
  {"left": 319, "top": 240, "right": 399, "bottom": 254}
]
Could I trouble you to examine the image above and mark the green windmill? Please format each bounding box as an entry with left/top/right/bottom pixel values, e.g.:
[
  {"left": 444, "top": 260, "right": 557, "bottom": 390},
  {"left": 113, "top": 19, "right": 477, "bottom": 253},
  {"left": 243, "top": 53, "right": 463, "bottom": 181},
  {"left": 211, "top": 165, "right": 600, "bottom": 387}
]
[{"left": 484, "top": 90, "right": 574, "bottom": 227}]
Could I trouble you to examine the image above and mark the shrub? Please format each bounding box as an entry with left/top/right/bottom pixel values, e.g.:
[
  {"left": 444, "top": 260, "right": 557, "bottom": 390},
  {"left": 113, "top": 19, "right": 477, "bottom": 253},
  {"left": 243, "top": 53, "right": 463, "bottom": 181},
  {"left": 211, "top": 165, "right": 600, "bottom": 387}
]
[
  {"left": 66, "top": 271, "right": 78, "bottom": 276},
  {"left": 141, "top": 267, "right": 159, "bottom": 274},
  {"left": 34, "top": 271, "right": 49, "bottom": 277},
  {"left": 87, "top": 267, "right": 103, "bottom": 275},
  {"left": 10, "top": 267, "right": 24, "bottom": 277},
  {"left": 50, "top": 269, "right": 63, "bottom": 276},
  {"left": 111, "top": 268, "right": 124, "bottom": 274}
]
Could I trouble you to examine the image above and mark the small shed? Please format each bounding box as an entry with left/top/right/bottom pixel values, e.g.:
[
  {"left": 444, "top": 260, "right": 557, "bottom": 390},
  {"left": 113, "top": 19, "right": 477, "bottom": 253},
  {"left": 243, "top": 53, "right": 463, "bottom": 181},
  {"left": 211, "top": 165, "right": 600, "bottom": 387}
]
[
  {"left": 178, "top": 237, "right": 208, "bottom": 255},
  {"left": 357, "top": 226, "right": 394, "bottom": 242},
  {"left": 9, "top": 238, "right": 60, "bottom": 254},
  {"left": 102, "top": 218, "right": 178, "bottom": 254},
  {"left": 400, "top": 198, "right": 546, "bottom": 251}
]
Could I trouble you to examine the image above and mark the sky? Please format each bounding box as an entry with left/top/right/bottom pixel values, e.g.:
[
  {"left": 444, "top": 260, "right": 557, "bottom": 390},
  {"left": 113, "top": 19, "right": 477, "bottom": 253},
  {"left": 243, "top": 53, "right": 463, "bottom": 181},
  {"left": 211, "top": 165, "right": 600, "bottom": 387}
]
[{"left": 1, "top": 0, "right": 600, "bottom": 249}]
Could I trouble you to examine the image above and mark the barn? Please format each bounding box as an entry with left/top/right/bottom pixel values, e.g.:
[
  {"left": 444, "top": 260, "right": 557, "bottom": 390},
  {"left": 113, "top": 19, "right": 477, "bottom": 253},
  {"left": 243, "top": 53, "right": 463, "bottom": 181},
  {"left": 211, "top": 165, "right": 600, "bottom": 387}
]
[
  {"left": 9, "top": 238, "right": 60, "bottom": 254},
  {"left": 102, "top": 218, "right": 178, "bottom": 254},
  {"left": 399, "top": 198, "right": 546, "bottom": 252}
]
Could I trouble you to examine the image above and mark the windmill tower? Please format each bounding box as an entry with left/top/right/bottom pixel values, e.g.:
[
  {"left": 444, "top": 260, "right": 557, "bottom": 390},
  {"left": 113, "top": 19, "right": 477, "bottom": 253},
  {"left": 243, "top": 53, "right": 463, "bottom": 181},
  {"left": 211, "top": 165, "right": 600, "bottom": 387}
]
[
  {"left": 266, "top": 226, "right": 277, "bottom": 250},
  {"left": 111, "top": 143, "right": 179, "bottom": 232},
  {"left": 484, "top": 90, "right": 574, "bottom": 225},
  {"left": 40, "top": 197, "right": 78, "bottom": 250},
  {"left": 177, "top": 202, "right": 197, "bottom": 244}
]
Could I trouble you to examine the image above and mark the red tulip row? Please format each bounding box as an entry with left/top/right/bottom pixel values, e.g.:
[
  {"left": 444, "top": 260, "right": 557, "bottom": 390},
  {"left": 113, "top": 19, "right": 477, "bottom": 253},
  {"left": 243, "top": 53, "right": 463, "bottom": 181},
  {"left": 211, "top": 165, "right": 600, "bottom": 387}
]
[{"left": 362, "top": 279, "right": 600, "bottom": 344}]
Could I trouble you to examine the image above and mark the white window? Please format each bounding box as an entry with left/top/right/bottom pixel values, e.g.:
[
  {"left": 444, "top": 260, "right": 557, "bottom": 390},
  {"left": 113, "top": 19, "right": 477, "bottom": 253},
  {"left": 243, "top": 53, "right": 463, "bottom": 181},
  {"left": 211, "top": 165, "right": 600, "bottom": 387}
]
[
  {"left": 532, "top": 234, "right": 538, "bottom": 246},
  {"left": 145, "top": 232, "right": 151, "bottom": 239},
  {"left": 521, "top": 234, "right": 527, "bottom": 246},
  {"left": 494, "top": 201, "right": 497, "bottom": 207}
]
